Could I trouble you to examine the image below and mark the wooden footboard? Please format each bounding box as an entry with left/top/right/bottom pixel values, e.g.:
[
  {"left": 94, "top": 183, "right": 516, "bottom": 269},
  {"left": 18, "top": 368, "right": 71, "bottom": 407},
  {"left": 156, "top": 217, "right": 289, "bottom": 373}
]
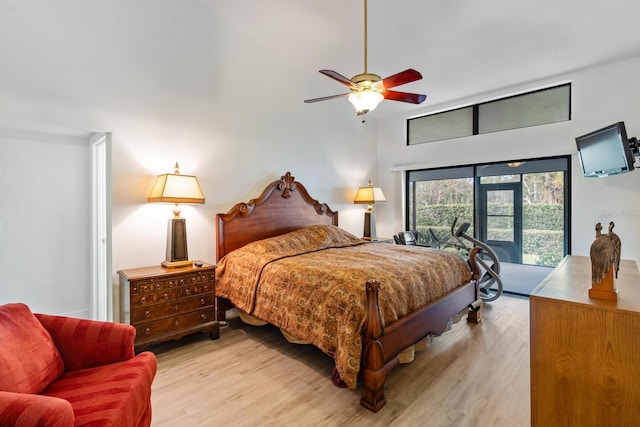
[{"left": 359, "top": 248, "right": 482, "bottom": 412}]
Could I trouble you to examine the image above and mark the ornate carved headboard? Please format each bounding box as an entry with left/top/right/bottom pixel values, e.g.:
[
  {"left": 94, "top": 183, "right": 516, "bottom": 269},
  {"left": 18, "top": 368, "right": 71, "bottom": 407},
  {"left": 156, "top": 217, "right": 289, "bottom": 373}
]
[{"left": 216, "top": 172, "right": 338, "bottom": 261}]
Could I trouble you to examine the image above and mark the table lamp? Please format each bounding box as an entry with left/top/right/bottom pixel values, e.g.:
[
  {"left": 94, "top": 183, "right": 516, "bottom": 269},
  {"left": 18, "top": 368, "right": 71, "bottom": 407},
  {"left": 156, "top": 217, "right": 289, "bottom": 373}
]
[
  {"left": 354, "top": 180, "right": 386, "bottom": 241},
  {"left": 148, "top": 162, "right": 205, "bottom": 268}
]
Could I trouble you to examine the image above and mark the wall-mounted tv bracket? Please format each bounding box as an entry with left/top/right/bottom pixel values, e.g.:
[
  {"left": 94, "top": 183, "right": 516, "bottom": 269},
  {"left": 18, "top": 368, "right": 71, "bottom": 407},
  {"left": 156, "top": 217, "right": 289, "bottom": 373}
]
[{"left": 628, "top": 137, "right": 639, "bottom": 161}]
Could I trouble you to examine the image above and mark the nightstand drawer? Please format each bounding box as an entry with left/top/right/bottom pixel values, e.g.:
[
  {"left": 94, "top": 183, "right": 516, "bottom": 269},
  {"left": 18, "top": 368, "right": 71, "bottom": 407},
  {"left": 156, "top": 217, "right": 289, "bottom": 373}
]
[
  {"left": 134, "top": 278, "right": 167, "bottom": 294},
  {"left": 178, "top": 283, "right": 213, "bottom": 298},
  {"left": 131, "top": 289, "right": 177, "bottom": 307},
  {"left": 168, "top": 271, "right": 213, "bottom": 288},
  {"left": 131, "top": 295, "right": 214, "bottom": 323},
  {"left": 135, "top": 308, "right": 215, "bottom": 341},
  {"left": 188, "top": 271, "right": 214, "bottom": 285}
]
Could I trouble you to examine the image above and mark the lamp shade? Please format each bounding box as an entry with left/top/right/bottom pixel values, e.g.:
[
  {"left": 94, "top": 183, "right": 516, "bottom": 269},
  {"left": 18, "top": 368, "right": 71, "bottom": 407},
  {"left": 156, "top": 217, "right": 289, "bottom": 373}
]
[
  {"left": 354, "top": 180, "right": 386, "bottom": 205},
  {"left": 148, "top": 164, "right": 205, "bottom": 204}
]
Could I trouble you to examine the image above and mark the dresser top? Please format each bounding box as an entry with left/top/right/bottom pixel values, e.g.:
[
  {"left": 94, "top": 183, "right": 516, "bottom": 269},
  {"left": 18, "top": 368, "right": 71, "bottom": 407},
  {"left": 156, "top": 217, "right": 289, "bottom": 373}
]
[
  {"left": 531, "top": 255, "right": 640, "bottom": 314},
  {"left": 117, "top": 262, "right": 215, "bottom": 280}
]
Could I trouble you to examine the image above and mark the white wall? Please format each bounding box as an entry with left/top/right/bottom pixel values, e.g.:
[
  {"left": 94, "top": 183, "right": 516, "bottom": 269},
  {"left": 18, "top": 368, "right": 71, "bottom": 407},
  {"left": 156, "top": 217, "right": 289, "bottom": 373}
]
[
  {"left": 1, "top": 1, "right": 638, "bottom": 317},
  {"left": 0, "top": 0, "right": 376, "bottom": 317},
  {"left": 375, "top": 55, "right": 640, "bottom": 265},
  {"left": 0, "top": 127, "right": 91, "bottom": 316}
]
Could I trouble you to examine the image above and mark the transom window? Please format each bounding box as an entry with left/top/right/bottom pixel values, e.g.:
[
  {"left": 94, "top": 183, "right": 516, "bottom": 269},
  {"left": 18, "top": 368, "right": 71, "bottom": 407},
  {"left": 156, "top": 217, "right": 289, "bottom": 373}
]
[{"left": 407, "top": 83, "right": 571, "bottom": 145}]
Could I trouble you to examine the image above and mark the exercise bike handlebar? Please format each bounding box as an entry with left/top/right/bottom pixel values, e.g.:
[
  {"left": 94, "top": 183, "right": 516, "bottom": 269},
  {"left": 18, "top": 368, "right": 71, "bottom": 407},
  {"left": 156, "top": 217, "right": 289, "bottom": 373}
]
[{"left": 430, "top": 218, "right": 503, "bottom": 302}]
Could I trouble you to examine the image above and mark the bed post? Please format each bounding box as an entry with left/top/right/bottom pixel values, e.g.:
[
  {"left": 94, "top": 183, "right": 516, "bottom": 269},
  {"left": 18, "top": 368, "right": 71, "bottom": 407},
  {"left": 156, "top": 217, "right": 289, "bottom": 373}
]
[
  {"left": 467, "top": 247, "right": 482, "bottom": 324},
  {"left": 360, "top": 279, "right": 399, "bottom": 412}
]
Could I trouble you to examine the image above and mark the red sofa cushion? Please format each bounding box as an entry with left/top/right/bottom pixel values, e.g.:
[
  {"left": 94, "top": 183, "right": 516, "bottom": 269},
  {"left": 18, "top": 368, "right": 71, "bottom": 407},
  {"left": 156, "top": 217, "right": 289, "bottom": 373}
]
[
  {"left": 41, "top": 351, "right": 156, "bottom": 426},
  {"left": 0, "top": 391, "right": 74, "bottom": 427},
  {"left": 0, "top": 303, "right": 64, "bottom": 394}
]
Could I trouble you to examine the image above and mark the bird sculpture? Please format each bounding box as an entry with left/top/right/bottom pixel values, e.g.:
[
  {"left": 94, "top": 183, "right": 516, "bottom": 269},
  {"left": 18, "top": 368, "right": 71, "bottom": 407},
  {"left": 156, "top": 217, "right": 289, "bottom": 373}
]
[
  {"left": 608, "top": 221, "right": 622, "bottom": 278},
  {"left": 590, "top": 222, "right": 613, "bottom": 285}
]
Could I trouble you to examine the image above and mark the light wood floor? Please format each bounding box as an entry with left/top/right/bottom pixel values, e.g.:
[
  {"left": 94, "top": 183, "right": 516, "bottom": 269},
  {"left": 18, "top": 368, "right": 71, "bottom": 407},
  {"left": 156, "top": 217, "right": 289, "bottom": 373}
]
[{"left": 149, "top": 295, "right": 530, "bottom": 426}]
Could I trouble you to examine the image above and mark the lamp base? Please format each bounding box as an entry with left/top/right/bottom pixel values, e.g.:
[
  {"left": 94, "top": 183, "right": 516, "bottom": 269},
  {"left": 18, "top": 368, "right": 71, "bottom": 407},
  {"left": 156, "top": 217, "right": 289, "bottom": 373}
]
[
  {"left": 363, "top": 211, "right": 378, "bottom": 241},
  {"left": 161, "top": 259, "right": 193, "bottom": 269},
  {"left": 163, "top": 217, "right": 190, "bottom": 268}
]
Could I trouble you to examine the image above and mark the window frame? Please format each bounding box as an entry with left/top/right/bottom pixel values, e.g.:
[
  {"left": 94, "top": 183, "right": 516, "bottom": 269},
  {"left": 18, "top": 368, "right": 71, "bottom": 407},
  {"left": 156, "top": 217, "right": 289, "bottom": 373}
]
[{"left": 407, "top": 83, "right": 571, "bottom": 146}]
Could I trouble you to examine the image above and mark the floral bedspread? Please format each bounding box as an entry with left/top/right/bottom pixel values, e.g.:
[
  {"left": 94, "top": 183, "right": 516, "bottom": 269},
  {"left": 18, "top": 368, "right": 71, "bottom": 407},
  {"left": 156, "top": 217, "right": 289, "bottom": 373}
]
[{"left": 216, "top": 225, "right": 472, "bottom": 389}]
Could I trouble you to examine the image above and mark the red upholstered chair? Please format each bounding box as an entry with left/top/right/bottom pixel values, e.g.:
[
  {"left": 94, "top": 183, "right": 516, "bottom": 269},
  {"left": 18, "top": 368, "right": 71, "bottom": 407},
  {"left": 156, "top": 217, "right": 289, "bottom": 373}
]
[{"left": 0, "top": 303, "right": 157, "bottom": 427}]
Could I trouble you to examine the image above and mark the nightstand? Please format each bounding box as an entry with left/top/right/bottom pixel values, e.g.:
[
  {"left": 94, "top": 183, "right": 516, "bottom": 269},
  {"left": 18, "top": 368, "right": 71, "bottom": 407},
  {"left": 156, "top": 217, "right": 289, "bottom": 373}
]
[{"left": 118, "top": 262, "right": 219, "bottom": 351}]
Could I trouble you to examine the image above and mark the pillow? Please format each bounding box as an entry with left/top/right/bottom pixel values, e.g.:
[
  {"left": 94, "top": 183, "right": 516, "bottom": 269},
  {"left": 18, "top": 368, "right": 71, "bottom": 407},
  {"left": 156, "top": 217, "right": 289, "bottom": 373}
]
[
  {"left": 0, "top": 303, "right": 64, "bottom": 394},
  {"left": 233, "top": 224, "right": 364, "bottom": 257}
]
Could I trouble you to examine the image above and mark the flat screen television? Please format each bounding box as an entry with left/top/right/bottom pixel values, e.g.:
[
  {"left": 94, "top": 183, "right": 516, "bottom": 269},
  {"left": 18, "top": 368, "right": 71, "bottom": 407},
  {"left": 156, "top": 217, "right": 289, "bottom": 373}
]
[{"left": 575, "top": 122, "right": 635, "bottom": 177}]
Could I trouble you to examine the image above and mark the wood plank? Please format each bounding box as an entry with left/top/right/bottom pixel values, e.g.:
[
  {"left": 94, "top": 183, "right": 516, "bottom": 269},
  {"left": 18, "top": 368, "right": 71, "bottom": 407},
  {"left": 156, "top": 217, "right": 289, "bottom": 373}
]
[{"left": 149, "top": 295, "right": 530, "bottom": 426}]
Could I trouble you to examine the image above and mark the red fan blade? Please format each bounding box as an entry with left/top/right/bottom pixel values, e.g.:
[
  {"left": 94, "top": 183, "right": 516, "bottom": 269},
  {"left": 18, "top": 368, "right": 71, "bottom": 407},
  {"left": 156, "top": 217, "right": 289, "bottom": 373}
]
[
  {"left": 319, "top": 70, "right": 355, "bottom": 87},
  {"left": 381, "top": 69, "right": 423, "bottom": 89},
  {"left": 304, "top": 93, "right": 350, "bottom": 103},
  {"left": 383, "top": 90, "right": 427, "bottom": 104}
]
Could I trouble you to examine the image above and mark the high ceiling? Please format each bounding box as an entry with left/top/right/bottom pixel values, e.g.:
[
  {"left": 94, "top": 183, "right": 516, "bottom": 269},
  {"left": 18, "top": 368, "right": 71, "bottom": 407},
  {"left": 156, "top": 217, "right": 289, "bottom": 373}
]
[{"left": 199, "top": 0, "right": 640, "bottom": 118}]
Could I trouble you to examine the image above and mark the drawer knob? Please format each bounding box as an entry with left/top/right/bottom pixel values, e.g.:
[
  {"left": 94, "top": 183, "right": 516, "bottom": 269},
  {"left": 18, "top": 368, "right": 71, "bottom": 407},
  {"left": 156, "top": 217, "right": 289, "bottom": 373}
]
[
  {"left": 141, "top": 297, "right": 146, "bottom": 304},
  {"left": 145, "top": 310, "right": 150, "bottom": 318},
  {"left": 185, "top": 289, "right": 190, "bottom": 295},
  {"left": 179, "top": 279, "right": 185, "bottom": 285},
  {"left": 164, "top": 293, "right": 169, "bottom": 299},
  {"left": 144, "top": 327, "right": 150, "bottom": 335},
  {"left": 200, "top": 314, "right": 207, "bottom": 319},
  {"left": 200, "top": 298, "right": 205, "bottom": 305},
  {"left": 143, "top": 285, "right": 148, "bottom": 292}
]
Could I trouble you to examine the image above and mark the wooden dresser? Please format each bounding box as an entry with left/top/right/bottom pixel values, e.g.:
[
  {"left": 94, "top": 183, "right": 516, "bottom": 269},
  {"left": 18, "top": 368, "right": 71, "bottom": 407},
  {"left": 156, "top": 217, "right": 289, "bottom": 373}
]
[
  {"left": 530, "top": 255, "right": 640, "bottom": 426},
  {"left": 118, "top": 262, "right": 219, "bottom": 351}
]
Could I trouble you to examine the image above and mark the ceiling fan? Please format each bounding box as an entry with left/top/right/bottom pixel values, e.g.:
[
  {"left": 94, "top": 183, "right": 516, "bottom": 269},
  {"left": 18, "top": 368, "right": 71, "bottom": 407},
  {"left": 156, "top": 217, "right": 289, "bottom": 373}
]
[{"left": 304, "top": 0, "right": 427, "bottom": 115}]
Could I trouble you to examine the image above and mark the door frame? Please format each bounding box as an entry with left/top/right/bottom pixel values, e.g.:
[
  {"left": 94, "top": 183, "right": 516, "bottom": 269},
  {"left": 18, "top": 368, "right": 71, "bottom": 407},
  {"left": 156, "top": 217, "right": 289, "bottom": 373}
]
[
  {"left": 90, "top": 132, "right": 112, "bottom": 321},
  {"left": 477, "top": 181, "right": 523, "bottom": 263}
]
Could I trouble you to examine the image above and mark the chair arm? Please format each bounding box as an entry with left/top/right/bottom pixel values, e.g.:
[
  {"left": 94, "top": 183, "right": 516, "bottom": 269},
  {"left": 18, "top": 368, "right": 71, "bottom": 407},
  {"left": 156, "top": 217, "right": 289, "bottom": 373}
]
[
  {"left": 0, "top": 391, "right": 74, "bottom": 427},
  {"left": 35, "top": 313, "right": 136, "bottom": 372}
]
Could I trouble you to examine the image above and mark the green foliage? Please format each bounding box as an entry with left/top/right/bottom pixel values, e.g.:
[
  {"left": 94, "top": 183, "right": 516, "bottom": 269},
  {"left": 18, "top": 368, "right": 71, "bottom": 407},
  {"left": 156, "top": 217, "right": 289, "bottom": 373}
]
[
  {"left": 412, "top": 203, "right": 565, "bottom": 266},
  {"left": 415, "top": 204, "right": 473, "bottom": 228},
  {"left": 523, "top": 204, "right": 564, "bottom": 230},
  {"left": 415, "top": 203, "right": 563, "bottom": 230}
]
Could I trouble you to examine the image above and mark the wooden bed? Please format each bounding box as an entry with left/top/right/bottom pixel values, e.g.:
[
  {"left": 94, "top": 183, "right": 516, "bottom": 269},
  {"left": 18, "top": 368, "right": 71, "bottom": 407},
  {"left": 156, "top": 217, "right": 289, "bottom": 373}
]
[{"left": 215, "top": 172, "right": 482, "bottom": 412}]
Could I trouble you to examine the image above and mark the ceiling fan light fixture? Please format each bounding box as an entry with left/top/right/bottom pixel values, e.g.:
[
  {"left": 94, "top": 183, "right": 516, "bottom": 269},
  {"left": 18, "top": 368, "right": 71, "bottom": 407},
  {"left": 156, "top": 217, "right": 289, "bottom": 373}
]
[
  {"left": 348, "top": 90, "right": 384, "bottom": 115},
  {"left": 303, "top": 0, "right": 426, "bottom": 113}
]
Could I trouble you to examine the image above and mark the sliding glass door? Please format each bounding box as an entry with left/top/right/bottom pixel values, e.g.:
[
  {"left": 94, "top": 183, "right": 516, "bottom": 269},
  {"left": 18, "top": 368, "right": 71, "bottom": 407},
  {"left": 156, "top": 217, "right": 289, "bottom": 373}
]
[
  {"left": 407, "top": 167, "right": 474, "bottom": 246},
  {"left": 406, "top": 157, "right": 570, "bottom": 268}
]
